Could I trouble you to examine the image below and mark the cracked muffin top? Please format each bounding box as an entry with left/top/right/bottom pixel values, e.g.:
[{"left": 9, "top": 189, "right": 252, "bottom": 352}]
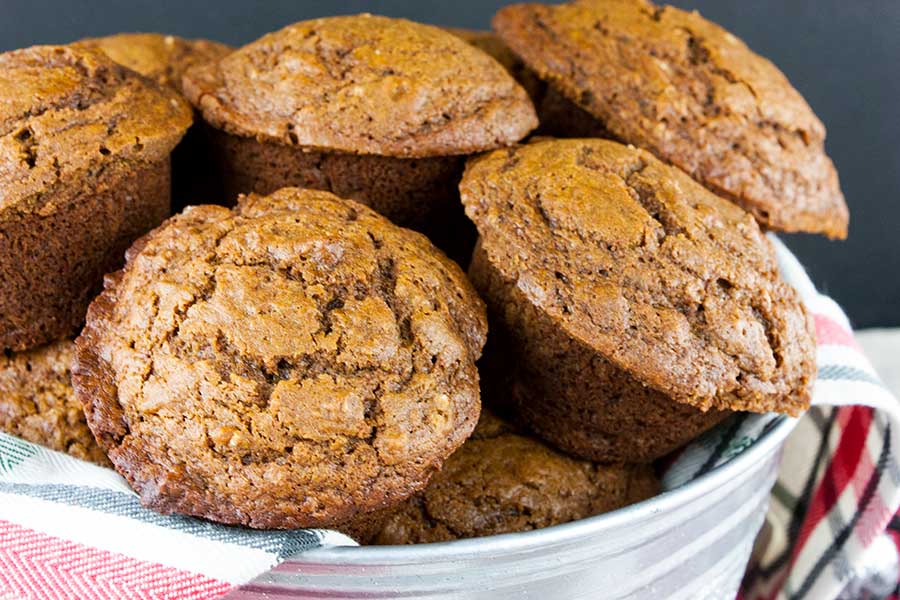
[
  {"left": 374, "top": 409, "right": 658, "bottom": 544},
  {"left": 73, "top": 187, "right": 487, "bottom": 529},
  {"left": 493, "top": 0, "right": 848, "bottom": 239},
  {"left": 74, "top": 33, "right": 232, "bottom": 95},
  {"left": 0, "top": 45, "right": 192, "bottom": 215},
  {"left": 461, "top": 138, "right": 815, "bottom": 415},
  {"left": 0, "top": 340, "right": 110, "bottom": 466},
  {"left": 182, "top": 14, "right": 538, "bottom": 157}
]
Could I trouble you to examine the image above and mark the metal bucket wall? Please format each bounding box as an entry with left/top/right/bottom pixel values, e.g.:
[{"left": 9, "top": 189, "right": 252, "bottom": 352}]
[{"left": 228, "top": 417, "right": 797, "bottom": 600}]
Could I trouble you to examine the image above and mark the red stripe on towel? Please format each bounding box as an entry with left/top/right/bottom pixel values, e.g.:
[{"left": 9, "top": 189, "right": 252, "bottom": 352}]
[
  {"left": 813, "top": 314, "right": 860, "bottom": 350},
  {"left": 790, "top": 407, "right": 872, "bottom": 562},
  {"left": 0, "top": 520, "right": 233, "bottom": 600}
]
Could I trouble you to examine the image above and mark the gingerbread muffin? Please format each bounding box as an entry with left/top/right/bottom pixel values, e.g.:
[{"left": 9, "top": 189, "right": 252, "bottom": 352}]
[
  {"left": 182, "top": 14, "right": 537, "bottom": 260},
  {"left": 373, "top": 410, "right": 657, "bottom": 544},
  {"left": 447, "top": 29, "right": 609, "bottom": 139},
  {"left": 462, "top": 139, "right": 815, "bottom": 462},
  {"left": 74, "top": 33, "right": 231, "bottom": 95},
  {"left": 74, "top": 33, "right": 233, "bottom": 209},
  {"left": 493, "top": 0, "right": 848, "bottom": 239},
  {"left": 0, "top": 45, "right": 192, "bottom": 352},
  {"left": 73, "top": 187, "right": 487, "bottom": 532},
  {"left": 0, "top": 340, "right": 109, "bottom": 466}
]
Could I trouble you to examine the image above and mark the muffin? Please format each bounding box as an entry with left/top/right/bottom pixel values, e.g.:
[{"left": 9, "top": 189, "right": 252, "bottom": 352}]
[
  {"left": 182, "top": 14, "right": 537, "bottom": 261},
  {"left": 447, "top": 29, "right": 609, "bottom": 139},
  {"left": 74, "top": 33, "right": 233, "bottom": 209},
  {"left": 0, "top": 45, "right": 192, "bottom": 352},
  {"left": 462, "top": 139, "right": 816, "bottom": 462},
  {"left": 74, "top": 33, "right": 231, "bottom": 94},
  {"left": 0, "top": 340, "right": 109, "bottom": 466},
  {"left": 493, "top": 0, "right": 849, "bottom": 239},
  {"left": 373, "top": 410, "right": 657, "bottom": 544},
  {"left": 73, "top": 187, "right": 488, "bottom": 532}
]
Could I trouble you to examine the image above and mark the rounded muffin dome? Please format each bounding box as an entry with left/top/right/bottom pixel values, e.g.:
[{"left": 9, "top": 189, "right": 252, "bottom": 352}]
[
  {"left": 461, "top": 138, "right": 815, "bottom": 415},
  {"left": 0, "top": 44, "right": 191, "bottom": 210},
  {"left": 493, "top": 0, "right": 848, "bottom": 238},
  {"left": 183, "top": 13, "right": 538, "bottom": 157},
  {"left": 73, "top": 187, "right": 487, "bottom": 530}
]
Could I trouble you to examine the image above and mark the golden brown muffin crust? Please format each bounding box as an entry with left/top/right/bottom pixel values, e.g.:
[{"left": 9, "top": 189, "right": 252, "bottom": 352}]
[
  {"left": 494, "top": 0, "right": 848, "bottom": 238},
  {"left": 461, "top": 138, "right": 815, "bottom": 415},
  {"left": 373, "top": 410, "right": 658, "bottom": 544},
  {"left": 0, "top": 340, "right": 109, "bottom": 466},
  {"left": 0, "top": 45, "right": 191, "bottom": 215},
  {"left": 74, "top": 33, "right": 232, "bottom": 95},
  {"left": 183, "top": 14, "right": 537, "bottom": 157},
  {"left": 74, "top": 187, "right": 487, "bottom": 529}
]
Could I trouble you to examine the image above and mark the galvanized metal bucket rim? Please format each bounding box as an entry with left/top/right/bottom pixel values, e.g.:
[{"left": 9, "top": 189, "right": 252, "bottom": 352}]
[{"left": 303, "top": 413, "right": 798, "bottom": 562}]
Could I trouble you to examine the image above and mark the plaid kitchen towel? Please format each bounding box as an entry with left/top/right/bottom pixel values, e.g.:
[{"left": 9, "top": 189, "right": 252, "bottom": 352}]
[
  {"left": 662, "top": 238, "right": 900, "bottom": 600},
  {"left": 740, "top": 239, "right": 900, "bottom": 600},
  {"left": 0, "top": 236, "right": 897, "bottom": 600}
]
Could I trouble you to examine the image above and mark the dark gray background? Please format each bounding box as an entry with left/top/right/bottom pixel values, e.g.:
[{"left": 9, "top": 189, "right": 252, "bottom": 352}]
[{"left": 3, "top": 1, "right": 898, "bottom": 327}]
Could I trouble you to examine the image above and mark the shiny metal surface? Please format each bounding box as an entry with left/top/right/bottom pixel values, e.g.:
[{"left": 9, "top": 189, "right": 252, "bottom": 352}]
[{"left": 226, "top": 416, "right": 797, "bottom": 600}]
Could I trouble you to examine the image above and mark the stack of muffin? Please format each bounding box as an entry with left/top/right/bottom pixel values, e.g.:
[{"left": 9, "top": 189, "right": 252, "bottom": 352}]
[{"left": 0, "top": 0, "right": 846, "bottom": 545}]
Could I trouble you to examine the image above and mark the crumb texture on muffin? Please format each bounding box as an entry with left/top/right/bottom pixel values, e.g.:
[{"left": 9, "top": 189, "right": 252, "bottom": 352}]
[
  {"left": 461, "top": 138, "right": 815, "bottom": 415},
  {"left": 0, "top": 340, "right": 109, "bottom": 466},
  {"left": 183, "top": 14, "right": 537, "bottom": 157},
  {"left": 0, "top": 44, "right": 191, "bottom": 212},
  {"left": 74, "top": 33, "right": 232, "bottom": 94},
  {"left": 74, "top": 187, "right": 487, "bottom": 529},
  {"left": 373, "top": 410, "right": 658, "bottom": 544},
  {"left": 494, "top": 0, "right": 848, "bottom": 238}
]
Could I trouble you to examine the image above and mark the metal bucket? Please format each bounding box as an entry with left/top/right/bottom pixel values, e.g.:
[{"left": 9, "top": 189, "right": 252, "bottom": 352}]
[{"left": 228, "top": 415, "right": 797, "bottom": 600}]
